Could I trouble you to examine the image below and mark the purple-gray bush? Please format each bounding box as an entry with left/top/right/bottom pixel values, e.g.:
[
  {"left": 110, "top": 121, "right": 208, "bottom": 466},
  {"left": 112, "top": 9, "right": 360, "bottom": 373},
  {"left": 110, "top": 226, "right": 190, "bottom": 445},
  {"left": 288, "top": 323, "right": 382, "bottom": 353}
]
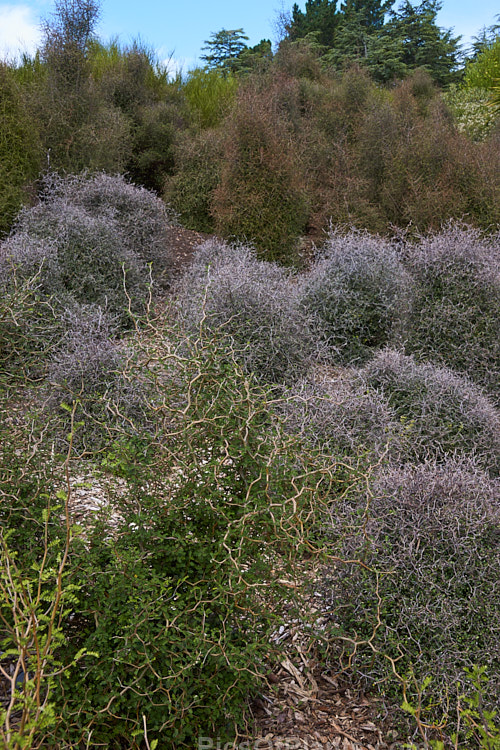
[
  {"left": 175, "top": 239, "right": 320, "bottom": 384},
  {"left": 299, "top": 228, "right": 413, "bottom": 364},
  {"left": 403, "top": 222, "right": 500, "bottom": 403},
  {"left": 326, "top": 457, "right": 500, "bottom": 719},
  {"left": 277, "top": 371, "right": 402, "bottom": 460},
  {"left": 361, "top": 349, "right": 500, "bottom": 476}
]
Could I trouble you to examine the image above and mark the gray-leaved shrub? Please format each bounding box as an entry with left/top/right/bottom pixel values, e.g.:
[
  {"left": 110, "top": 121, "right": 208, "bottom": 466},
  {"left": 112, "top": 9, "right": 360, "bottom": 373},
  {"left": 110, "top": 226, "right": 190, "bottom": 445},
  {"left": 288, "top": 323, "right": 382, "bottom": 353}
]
[
  {"left": 361, "top": 349, "right": 500, "bottom": 475},
  {"left": 44, "top": 172, "right": 176, "bottom": 278},
  {"left": 175, "top": 239, "right": 319, "bottom": 384},
  {"left": 277, "top": 371, "right": 402, "bottom": 460},
  {"left": 403, "top": 222, "right": 500, "bottom": 403},
  {"left": 5, "top": 200, "right": 148, "bottom": 325},
  {"left": 299, "top": 228, "right": 413, "bottom": 364},
  {"left": 326, "top": 457, "right": 500, "bottom": 723}
]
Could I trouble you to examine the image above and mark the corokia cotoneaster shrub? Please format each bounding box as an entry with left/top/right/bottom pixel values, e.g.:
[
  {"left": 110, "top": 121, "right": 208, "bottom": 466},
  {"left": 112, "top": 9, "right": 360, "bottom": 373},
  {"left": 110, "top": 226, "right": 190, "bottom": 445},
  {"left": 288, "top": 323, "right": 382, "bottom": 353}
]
[
  {"left": 175, "top": 238, "right": 319, "bottom": 385},
  {"left": 403, "top": 222, "right": 500, "bottom": 403},
  {"left": 45, "top": 172, "right": 176, "bottom": 278},
  {"left": 299, "top": 228, "right": 413, "bottom": 364},
  {"left": 325, "top": 457, "right": 500, "bottom": 730},
  {"left": 276, "top": 372, "right": 402, "bottom": 461},
  {"left": 45, "top": 303, "right": 150, "bottom": 451},
  {"left": 361, "top": 349, "right": 500, "bottom": 475}
]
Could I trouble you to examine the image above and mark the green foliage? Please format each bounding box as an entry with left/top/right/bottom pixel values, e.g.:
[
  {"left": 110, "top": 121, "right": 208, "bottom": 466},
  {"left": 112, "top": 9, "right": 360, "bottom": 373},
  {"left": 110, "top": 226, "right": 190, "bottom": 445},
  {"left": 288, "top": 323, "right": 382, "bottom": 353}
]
[
  {"left": 212, "top": 80, "right": 310, "bottom": 262},
  {"left": 0, "top": 65, "right": 41, "bottom": 236},
  {"left": 443, "top": 84, "right": 498, "bottom": 140},
  {"left": 183, "top": 67, "right": 238, "bottom": 128},
  {"left": 465, "top": 36, "right": 500, "bottom": 90},
  {"left": 164, "top": 128, "right": 224, "bottom": 232},
  {"left": 201, "top": 28, "right": 249, "bottom": 74},
  {"left": 289, "top": 0, "right": 339, "bottom": 47},
  {"left": 46, "top": 323, "right": 328, "bottom": 747}
]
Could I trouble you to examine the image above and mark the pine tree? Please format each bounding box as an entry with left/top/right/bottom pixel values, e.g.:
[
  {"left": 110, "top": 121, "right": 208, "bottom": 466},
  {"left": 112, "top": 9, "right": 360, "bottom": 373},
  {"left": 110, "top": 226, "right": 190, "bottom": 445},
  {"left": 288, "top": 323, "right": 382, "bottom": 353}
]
[
  {"left": 288, "top": 1, "right": 339, "bottom": 47},
  {"left": 201, "top": 29, "right": 249, "bottom": 74}
]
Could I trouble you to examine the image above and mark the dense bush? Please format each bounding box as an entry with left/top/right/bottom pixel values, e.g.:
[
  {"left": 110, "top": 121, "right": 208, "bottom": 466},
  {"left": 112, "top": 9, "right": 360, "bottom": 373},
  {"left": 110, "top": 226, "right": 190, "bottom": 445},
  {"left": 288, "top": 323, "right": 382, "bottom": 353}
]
[
  {"left": 175, "top": 239, "right": 319, "bottom": 385},
  {"left": 39, "top": 326, "right": 328, "bottom": 748},
  {"left": 41, "top": 171, "right": 176, "bottom": 277},
  {"left": 325, "top": 458, "right": 500, "bottom": 734},
  {"left": 0, "top": 64, "right": 41, "bottom": 236},
  {"left": 277, "top": 371, "right": 402, "bottom": 460},
  {"left": 361, "top": 349, "right": 500, "bottom": 475},
  {"left": 1, "top": 173, "right": 176, "bottom": 327},
  {"left": 299, "top": 229, "right": 412, "bottom": 364},
  {"left": 403, "top": 223, "right": 500, "bottom": 403},
  {"left": 164, "top": 128, "right": 224, "bottom": 233},
  {"left": 45, "top": 303, "right": 150, "bottom": 452},
  {"left": 212, "top": 78, "right": 310, "bottom": 262}
]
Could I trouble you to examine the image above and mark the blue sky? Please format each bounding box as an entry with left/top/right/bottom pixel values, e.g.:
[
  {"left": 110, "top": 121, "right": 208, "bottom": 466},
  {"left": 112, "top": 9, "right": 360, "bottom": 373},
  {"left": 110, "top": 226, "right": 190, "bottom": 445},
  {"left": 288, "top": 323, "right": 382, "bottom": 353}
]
[{"left": 1, "top": 0, "right": 499, "bottom": 72}]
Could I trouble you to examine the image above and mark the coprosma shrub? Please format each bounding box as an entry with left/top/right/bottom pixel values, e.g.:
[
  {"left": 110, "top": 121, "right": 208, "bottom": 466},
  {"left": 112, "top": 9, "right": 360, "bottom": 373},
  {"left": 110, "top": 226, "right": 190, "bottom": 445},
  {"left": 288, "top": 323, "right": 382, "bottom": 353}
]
[{"left": 212, "top": 79, "right": 310, "bottom": 262}]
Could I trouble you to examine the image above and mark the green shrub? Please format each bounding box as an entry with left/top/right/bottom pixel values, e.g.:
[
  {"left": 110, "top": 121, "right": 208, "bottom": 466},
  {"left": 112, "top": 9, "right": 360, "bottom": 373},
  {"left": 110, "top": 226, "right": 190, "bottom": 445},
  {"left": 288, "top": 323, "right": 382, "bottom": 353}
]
[
  {"left": 164, "top": 128, "right": 224, "bottom": 233},
  {"left": 299, "top": 228, "right": 413, "bottom": 364},
  {"left": 0, "top": 64, "right": 41, "bottom": 236},
  {"left": 212, "top": 80, "right": 310, "bottom": 262},
  {"left": 175, "top": 239, "right": 319, "bottom": 384},
  {"left": 183, "top": 67, "right": 238, "bottom": 128},
  {"left": 403, "top": 223, "right": 500, "bottom": 403},
  {"left": 46, "top": 324, "right": 328, "bottom": 748},
  {"left": 443, "top": 84, "right": 498, "bottom": 141},
  {"left": 325, "top": 458, "right": 500, "bottom": 737},
  {"left": 361, "top": 349, "right": 500, "bottom": 475}
]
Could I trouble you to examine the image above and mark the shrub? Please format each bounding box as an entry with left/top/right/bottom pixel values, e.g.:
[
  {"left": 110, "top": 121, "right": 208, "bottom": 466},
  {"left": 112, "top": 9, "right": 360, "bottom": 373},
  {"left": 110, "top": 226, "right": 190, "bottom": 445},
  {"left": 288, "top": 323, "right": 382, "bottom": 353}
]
[
  {"left": 443, "top": 84, "right": 498, "bottom": 141},
  {"left": 403, "top": 222, "right": 500, "bottom": 403},
  {"left": 0, "top": 64, "right": 41, "bottom": 236},
  {"left": 41, "top": 171, "right": 176, "bottom": 279},
  {"left": 183, "top": 67, "right": 238, "bottom": 129},
  {"left": 0, "top": 264, "right": 63, "bottom": 380},
  {"left": 212, "top": 78, "right": 310, "bottom": 262},
  {"left": 45, "top": 324, "right": 330, "bottom": 748},
  {"left": 277, "top": 371, "right": 402, "bottom": 460},
  {"left": 325, "top": 458, "right": 500, "bottom": 735},
  {"left": 299, "top": 228, "right": 413, "bottom": 364},
  {"left": 44, "top": 303, "right": 150, "bottom": 452},
  {"left": 361, "top": 349, "right": 500, "bottom": 475},
  {"left": 175, "top": 238, "right": 319, "bottom": 385},
  {"left": 164, "top": 128, "right": 224, "bottom": 233},
  {"left": 8, "top": 200, "right": 148, "bottom": 325}
]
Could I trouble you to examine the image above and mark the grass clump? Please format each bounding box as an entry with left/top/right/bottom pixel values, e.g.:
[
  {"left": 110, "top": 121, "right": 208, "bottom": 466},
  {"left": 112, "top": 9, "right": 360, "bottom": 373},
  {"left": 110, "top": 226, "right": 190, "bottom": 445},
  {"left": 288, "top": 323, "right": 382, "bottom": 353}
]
[
  {"left": 175, "top": 238, "right": 319, "bottom": 385},
  {"left": 299, "top": 228, "right": 412, "bottom": 364},
  {"left": 403, "top": 222, "right": 500, "bottom": 403},
  {"left": 361, "top": 349, "right": 500, "bottom": 475}
]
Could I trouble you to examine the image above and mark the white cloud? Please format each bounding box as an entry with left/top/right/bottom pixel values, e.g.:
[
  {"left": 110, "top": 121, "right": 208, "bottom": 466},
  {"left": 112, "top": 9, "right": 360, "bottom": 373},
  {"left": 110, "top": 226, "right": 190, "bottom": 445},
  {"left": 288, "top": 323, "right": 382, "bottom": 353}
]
[{"left": 0, "top": 4, "right": 42, "bottom": 61}]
